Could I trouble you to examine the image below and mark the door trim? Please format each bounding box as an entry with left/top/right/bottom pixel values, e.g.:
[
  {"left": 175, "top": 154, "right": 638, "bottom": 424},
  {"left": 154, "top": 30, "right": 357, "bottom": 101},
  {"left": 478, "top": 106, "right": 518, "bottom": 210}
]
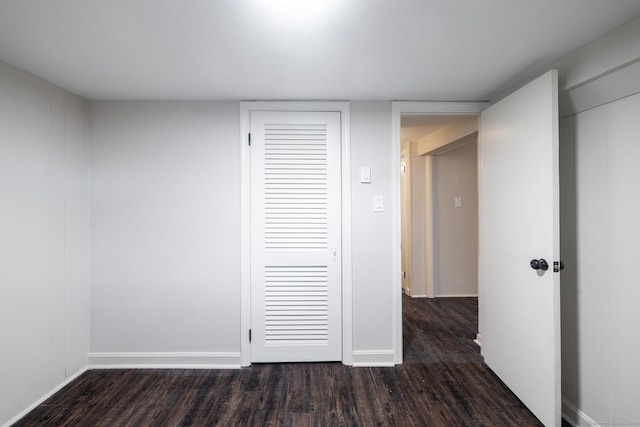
[
  {"left": 240, "top": 101, "right": 351, "bottom": 366},
  {"left": 391, "top": 102, "right": 487, "bottom": 364}
]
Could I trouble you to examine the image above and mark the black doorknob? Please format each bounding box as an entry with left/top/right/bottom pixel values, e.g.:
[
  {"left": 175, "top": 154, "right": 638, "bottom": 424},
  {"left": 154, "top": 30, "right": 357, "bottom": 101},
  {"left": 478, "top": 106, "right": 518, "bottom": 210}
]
[{"left": 530, "top": 259, "right": 549, "bottom": 271}]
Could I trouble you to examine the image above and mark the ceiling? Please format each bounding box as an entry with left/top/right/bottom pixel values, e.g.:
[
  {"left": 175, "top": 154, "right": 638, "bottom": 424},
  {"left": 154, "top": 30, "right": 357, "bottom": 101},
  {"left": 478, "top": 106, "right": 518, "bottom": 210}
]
[
  {"left": 401, "top": 115, "right": 472, "bottom": 145},
  {"left": 1, "top": 0, "right": 639, "bottom": 101}
]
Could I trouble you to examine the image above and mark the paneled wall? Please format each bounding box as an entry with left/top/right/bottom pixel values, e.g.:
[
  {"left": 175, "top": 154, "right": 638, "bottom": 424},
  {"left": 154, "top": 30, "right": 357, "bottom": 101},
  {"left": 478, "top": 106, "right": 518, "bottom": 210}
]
[
  {"left": 0, "top": 61, "right": 89, "bottom": 426},
  {"left": 560, "top": 91, "right": 640, "bottom": 426},
  {"left": 558, "top": 16, "right": 640, "bottom": 426}
]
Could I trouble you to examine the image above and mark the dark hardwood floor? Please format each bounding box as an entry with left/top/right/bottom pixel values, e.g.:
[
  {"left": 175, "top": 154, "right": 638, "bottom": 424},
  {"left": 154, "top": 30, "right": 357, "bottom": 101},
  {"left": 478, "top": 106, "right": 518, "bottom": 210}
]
[{"left": 14, "top": 295, "right": 544, "bottom": 426}]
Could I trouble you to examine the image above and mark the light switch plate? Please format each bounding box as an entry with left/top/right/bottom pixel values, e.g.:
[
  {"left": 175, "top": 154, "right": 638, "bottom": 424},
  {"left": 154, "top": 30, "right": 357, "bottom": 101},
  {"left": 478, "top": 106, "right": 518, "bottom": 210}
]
[
  {"left": 373, "top": 195, "right": 384, "bottom": 212},
  {"left": 454, "top": 196, "right": 463, "bottom": 208},
  {"left": 360, "top": 167, "right": 371, "bottom": 183}
]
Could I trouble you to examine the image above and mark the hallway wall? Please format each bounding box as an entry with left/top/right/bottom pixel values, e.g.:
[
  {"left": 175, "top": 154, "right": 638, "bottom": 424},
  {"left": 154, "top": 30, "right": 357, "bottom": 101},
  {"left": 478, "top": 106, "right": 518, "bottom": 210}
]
[{"left": 434, "top": 138, "right": 478, "bottom": 297}]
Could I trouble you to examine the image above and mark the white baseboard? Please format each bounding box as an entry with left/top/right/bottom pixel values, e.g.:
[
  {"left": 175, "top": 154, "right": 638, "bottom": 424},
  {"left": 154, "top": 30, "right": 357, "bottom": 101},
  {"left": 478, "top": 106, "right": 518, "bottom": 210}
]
[
  {"left": 562, "top": 397, "right": 599, "bottom": 426},
  {"left": 88, "top": 352, "right": 242, "bottom": 369},
  {"left": 2, "top": 367, "right": 88, "bottom": 427},
  {"left": 474, "top": 333, "right": 482, "bottom": 347},
  {"left": 435, "top": 294, "right": 479, "bottom": 298},
  {"left": 352, "top": 350, "right": 396, "bottom": 367},
  {"left": 410, "top": 294, "right": 428, "bottom": 298}
]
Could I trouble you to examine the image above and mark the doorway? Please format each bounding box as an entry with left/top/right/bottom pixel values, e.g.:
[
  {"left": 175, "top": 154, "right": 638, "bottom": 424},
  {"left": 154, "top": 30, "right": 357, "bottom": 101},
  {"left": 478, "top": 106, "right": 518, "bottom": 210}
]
[
  {"left": 393, "top": 74, "right": 562, "bottom": 425},
  {"left": 391, "top": 102, "right": 487, "bottom": 362},
  {"left": 400, "top": 114, "right": 479, "bottom": 299}
]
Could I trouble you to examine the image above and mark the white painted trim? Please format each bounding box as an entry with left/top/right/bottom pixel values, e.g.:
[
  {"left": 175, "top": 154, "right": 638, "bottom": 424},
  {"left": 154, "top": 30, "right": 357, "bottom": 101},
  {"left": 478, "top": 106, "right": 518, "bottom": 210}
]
[
  {"left": 352, "top": 350, "right": 396, "bottom": 367},
  {"left": 240, "top": 104, "right": 251, "bottom": 367},
  {"left": 340, "top": 106, "right": 353, "bottom": 366},
  {"left": 435, "top": 294, "right": 479, "bottom": 298},
  {"left": 559, "top": 58, "right": 640, "bottom": 118},
  {"left": 391, "top": 102, "right": 488, "bottom": 366},
  {"left": 239, "top": 101, "right": 352, "bottom": 366},
  {"left": 392, "top": 102, "right": 488, "bottom": 115},
  {"left": 409, "top": 294, "right": 428, "bottom": 298},
  {"left": 554, "top": 17, "right": 640, "bottom": 118},
  {"left": 474, "top": 333, "right": 482, "bottom": 347},
  {"left": 2, "top": 367, "right": 88, "bottom": 427},
  {"left": 87, "top": 352, "right": 242, "bottom": 369},
  {"left": 391, "top": 105, "right": 402, "bottom": 365},
  {"left": 561, "top": 397, "right": 599, "bottom": 427},
  {"left": 556, "top": 15, "right": 640, "bottom": 92},
  {"left": 425, "top": 154, "right": 435, "bottom": 299}
]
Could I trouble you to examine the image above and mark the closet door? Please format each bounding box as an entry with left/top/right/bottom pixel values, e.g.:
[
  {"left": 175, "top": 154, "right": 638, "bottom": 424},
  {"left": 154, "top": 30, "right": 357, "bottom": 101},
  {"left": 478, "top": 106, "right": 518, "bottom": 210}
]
[{"left": 250, "top": 111, "right": 342, "bottom": 362}]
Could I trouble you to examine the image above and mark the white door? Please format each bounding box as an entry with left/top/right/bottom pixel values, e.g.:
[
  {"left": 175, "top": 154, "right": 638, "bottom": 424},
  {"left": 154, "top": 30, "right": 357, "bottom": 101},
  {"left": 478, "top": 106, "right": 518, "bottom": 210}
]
[
  {"left": 250, "top": 111, "right": 342, "bottom": 363},
  {"left": 478, "top": 70, "right": 561, "bottom": 426}
]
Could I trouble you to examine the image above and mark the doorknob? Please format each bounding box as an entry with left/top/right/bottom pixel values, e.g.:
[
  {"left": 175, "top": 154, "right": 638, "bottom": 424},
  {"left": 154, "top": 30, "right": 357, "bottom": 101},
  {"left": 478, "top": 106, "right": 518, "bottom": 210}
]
[
  {"left": 530, "top": 258, "right": 549, "bottom": 271},
  {"left": 553, "top": 261, "right": 565, "bottom": 272}
]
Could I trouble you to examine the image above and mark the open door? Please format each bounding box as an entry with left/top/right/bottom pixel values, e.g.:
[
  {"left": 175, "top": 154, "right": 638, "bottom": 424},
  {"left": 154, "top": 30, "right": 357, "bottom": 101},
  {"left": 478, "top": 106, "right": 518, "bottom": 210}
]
[{"left": 478, "top": 70, "right": 561, "bottom": 426}]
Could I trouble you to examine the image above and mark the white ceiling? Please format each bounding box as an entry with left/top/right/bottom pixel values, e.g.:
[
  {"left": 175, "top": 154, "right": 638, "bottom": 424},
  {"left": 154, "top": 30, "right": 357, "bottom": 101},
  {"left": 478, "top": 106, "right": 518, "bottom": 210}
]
[{"left": 1, "top": 0, "right": 639, "bottom": 101}]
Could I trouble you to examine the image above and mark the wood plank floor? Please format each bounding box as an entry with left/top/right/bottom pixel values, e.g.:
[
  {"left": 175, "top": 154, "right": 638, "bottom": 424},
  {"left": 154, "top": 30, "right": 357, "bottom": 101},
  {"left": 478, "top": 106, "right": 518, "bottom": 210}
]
[{"left": 14, "top": 295, "right": 545, "bottom": 426}]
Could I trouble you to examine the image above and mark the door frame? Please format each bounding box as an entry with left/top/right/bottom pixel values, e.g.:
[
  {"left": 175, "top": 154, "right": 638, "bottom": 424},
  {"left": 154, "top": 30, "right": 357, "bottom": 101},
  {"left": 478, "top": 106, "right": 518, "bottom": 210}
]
[
  {"left": 240, "top": 101, "right": 352, "bottom": 366},
  {"left": 391, "top": 102, "right": 487, "bottom": 363}
]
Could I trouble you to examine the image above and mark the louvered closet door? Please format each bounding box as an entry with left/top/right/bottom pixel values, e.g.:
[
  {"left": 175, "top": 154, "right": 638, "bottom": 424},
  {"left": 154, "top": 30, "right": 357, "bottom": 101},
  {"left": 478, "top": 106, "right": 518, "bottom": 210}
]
[{"left": 250, "top": 111, "right": 342, "bottom": 362}]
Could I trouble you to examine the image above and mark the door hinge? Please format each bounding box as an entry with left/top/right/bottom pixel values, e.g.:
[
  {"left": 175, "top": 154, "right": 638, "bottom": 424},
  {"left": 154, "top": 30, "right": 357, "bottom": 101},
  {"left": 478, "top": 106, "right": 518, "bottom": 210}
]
[
  {"left": 248, "top": 133, "right": 251, "bottom": 146},
  {"left": 249, "top": 329, "right": 252, "bottom": 342}
]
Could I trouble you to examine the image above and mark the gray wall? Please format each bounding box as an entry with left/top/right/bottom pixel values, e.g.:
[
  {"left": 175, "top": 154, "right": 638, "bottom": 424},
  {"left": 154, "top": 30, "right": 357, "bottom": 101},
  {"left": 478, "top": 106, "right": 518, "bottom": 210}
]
[
  {"left": 87, "top": 100, "right": 396, "bottom": 366},
  {"left": 350, "top": 102, "right": 395, "bottom": 360},
  {"left": 0, "top": 61, "right": 89, "bottom": 425},
  {"left": 88, "top": 102, "right": 242, "bottom": 363}
]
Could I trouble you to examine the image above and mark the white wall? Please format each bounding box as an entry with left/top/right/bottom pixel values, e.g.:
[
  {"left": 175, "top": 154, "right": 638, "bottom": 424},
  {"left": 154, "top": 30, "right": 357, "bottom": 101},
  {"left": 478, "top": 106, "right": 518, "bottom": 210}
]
[
  {"left": 433, "top": 138, "right": 478, "bottom": 297},
  {"left": 0, "top": 61, "right": 89, "bottom": 426},
  {"left": 558, "top": 15, "right": 640, "bottom": 426},
  {"left": 350, "top": 102, "right": 395, "bottom": 364},
  {"left": 88, "top": 101, "right": 242, "bottom": 366},
  {"left": 560, "top": 91, "right": 640, "bottom": 426}
]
